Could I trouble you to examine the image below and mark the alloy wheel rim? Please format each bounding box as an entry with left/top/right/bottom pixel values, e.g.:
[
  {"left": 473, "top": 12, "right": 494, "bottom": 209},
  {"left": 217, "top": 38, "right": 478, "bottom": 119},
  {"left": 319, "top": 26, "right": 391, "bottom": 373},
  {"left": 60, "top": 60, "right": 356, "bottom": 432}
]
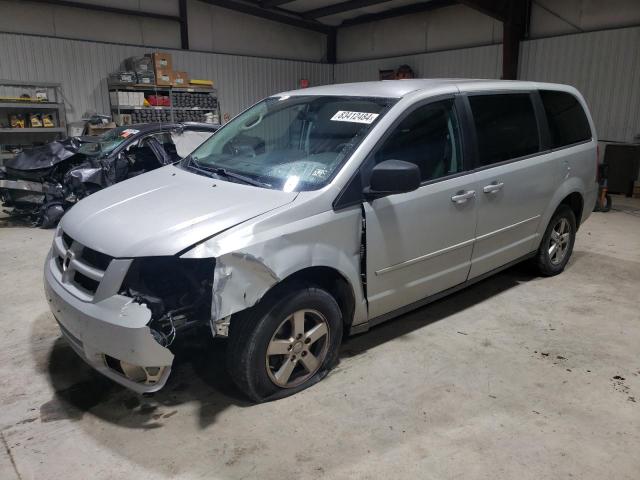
[
  {"left": 548, "top": 217, "right": 571, "bottom": 265},
  {"left": 266, "top": 309, "right": 330, "bottom": 388}
]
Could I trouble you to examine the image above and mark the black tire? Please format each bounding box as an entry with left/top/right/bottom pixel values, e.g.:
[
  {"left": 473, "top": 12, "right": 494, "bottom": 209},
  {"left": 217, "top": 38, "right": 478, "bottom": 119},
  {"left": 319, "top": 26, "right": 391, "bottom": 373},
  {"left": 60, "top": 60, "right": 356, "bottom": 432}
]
[
  {"left": 226, "top": 284, "right": 343, "bottom": 402},
  {"left": 40, "top": 203, "right": 65, "bottom": 229},
  {"left": 533, "top": 205, "right": 576, "bottom": 276}
]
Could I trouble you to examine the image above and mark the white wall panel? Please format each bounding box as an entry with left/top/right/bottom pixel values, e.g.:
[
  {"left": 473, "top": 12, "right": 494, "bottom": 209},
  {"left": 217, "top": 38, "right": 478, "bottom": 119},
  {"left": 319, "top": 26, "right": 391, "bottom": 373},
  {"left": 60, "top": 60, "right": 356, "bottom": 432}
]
[
  {"left": 519, "top": 26, "right": 640, "bottom": 142},
  {"left": 186, "top": 1, "right": 327, "bottom": 62},
  {"left": 337, "top": 5, "right": 502, "bottom": 62},
  {"left": 0, "top": 1, "right": 56, "bottom": 36},
  {"left": 0, "top": 32, "right": 333, "bottom": 124},
  {"left": 0, "top": 0, "right": 327, "bottom": 61},
  {"left": 335, "top": 26, "right": 640, "bottom": 144},
  {"left": 334, "top": 44, "right": 502, "bottom": 83},
  {"left": 530, "top": 0, "right": 640, "bottom": 38}
]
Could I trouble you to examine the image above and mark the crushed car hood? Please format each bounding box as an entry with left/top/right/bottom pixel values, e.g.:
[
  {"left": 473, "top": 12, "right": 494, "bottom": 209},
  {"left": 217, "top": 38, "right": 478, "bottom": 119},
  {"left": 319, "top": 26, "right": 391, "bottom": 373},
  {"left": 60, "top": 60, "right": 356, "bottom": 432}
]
[
  {"left": 6, "top": 137, "right": 84, "bottom": 171},
  {"left": 60, "top": 165, "right": 298, "bottom": 257}
]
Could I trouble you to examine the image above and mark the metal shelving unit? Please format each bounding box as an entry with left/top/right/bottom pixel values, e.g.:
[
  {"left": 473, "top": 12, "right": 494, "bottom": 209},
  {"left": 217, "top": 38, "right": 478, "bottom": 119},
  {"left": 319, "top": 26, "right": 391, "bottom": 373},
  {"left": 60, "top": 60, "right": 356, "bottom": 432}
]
[
  {"left": 0, "top": 80, "right": 67, "bottom": 164},
  {"left": 108, "top": 83, "right": 219, "bottom": 125}
]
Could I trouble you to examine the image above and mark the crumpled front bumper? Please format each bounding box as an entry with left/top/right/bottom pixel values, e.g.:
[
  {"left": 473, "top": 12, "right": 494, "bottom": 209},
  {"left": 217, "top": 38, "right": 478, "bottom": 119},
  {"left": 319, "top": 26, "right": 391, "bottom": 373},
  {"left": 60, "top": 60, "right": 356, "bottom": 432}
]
[
  {"left": 44, "top": 251, "right": 175, "bottom": 393},
  {"left": 0, "top": 178, "right": 46, "bottom": 206}
]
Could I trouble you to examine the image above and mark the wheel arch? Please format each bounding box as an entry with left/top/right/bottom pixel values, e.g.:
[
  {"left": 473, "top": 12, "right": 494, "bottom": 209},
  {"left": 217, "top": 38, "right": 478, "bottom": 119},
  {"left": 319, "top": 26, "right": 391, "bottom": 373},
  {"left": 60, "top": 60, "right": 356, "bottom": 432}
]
[
  {"left": 537, "top": 178, "right": 587, "bottom": 245},
  {"left": 559, "top": 191, "right": 584, "bottom": 229},
  {"left": 260, "top": 266, "right": 357, "bottom": 335}
]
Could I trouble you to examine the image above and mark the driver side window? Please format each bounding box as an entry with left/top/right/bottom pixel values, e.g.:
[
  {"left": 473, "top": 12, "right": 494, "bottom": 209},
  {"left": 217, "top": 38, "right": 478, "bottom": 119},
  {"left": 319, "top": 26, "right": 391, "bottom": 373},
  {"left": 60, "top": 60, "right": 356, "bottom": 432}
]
[{"left": 375, "top": 99, "right": 463, "bottom": 183}]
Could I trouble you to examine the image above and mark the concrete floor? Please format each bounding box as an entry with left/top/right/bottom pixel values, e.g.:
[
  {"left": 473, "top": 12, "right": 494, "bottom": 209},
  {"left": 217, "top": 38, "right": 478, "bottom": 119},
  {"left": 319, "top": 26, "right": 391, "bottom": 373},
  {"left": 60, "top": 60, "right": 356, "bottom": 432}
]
[{"left": 1, "top": 198, "right": 639, "bottom": 480}]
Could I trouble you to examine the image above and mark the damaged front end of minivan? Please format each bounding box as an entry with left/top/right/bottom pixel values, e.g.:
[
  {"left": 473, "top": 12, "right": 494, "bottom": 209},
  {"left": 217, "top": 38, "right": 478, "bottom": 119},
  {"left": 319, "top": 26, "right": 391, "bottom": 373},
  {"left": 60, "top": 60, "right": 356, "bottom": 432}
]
[{"left": 43, "top": 228, "right": 217, "bottom": 392}]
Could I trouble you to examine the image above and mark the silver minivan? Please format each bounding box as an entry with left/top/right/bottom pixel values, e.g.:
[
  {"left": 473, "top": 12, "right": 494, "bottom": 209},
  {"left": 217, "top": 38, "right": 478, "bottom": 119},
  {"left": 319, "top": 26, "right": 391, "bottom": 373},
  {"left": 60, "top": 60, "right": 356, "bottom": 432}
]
[{"left": 44, "top": 79, "right": 598, "bottom": 401}]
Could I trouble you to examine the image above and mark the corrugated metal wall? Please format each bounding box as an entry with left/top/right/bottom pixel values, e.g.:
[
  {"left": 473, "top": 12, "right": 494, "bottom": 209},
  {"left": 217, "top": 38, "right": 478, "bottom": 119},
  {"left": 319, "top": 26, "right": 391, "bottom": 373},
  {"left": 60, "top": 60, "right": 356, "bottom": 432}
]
[
  {"left": 334, "top": 26, "right": 640, "bottom": 143},
  {"left": 2, "top": 26, "right": 639, "bottom": 143},
  {"left": 0, "top": 32, "right": 334, "bottom": 123},
  {"left": 520, "top": 26, "right": 640, "bottom": 143},
  {"left": 334, "top": 44, "right": 502, "bottom": 83}
]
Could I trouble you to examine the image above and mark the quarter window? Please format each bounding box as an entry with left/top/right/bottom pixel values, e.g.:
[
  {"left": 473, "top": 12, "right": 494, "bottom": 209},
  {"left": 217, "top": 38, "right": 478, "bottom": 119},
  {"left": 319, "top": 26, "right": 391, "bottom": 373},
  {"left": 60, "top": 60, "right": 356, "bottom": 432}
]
[
  {"left": 469, "top": 93, "right": 540, "bottom": 166},
  {"left": 539, "top": 90, "right": 592, "bottom": 148},
  {"left": 374, "top": 99, "right": 463, "bottom": 182}
]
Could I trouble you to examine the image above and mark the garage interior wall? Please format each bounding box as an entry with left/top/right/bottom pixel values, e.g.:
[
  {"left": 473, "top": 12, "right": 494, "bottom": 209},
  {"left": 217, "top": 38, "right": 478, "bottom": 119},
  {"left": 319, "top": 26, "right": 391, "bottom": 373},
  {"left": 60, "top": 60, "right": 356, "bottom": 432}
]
[
  {"left": 334, "top": 26, "right": 640, "bottom": 144},
  {"left": 0, "top": 32, "right": 334, "bottom": 124},
  {"left": 0, "top": 0, "right": 328, "bottom": 62},
  {"left": 0, "top": 0, "right": 638, "bottom": 143},
  {"left": 334, "top": 0, "right": 640, "bottom": 144}
]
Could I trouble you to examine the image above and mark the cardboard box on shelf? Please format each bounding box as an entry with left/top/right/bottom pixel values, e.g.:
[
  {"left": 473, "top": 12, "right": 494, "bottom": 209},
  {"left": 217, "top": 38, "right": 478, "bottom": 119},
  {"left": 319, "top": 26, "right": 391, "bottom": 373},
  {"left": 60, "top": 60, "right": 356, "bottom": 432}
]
[
  {"left": 87, "top": 122, "right": 116, "bottom": 136},
  {"left": 156, "top": 69, "right": 173, "bottom": 86},
  {"left": 173, "top": 71, "right": 190, "bottom": 87},
  {"left": 114, "top": 91, "right": 127, "bottom": 106},
  {"left": 150, "top": 52, "right": 173, "bottom": 75}
]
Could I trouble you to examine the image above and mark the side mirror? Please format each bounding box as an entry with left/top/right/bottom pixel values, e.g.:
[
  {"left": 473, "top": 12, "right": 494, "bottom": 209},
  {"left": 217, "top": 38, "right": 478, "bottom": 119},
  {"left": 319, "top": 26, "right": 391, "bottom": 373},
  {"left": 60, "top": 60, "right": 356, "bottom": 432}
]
[{"left": 363, "top": 159, "right": 420, "bottom": 199}]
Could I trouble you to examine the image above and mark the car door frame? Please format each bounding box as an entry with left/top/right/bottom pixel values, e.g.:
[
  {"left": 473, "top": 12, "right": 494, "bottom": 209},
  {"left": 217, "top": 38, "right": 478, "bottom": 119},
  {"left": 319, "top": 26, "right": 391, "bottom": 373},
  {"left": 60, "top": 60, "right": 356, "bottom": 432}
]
[
  {"left": 333, "top": 93, "right": 477, "bottom": 210},
  {"left": 333, "top": 92, "right": 482, "bottom": 324},
  {"left": 458, "top": 89, "right": 552, "bottom": 172},
  {"left": 457, "top": 88, "right": 560, "bottom": 278}
]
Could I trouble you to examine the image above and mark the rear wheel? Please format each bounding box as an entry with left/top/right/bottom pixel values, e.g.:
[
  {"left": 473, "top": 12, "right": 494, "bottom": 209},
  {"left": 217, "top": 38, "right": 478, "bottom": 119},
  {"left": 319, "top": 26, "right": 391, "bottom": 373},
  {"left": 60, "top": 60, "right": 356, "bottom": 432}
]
[
  {"left": 533, "top": 205, "right": 576, "bottom": 276},
  {"left": 226, "top": 285, "right": 343, "bottom": 402}
]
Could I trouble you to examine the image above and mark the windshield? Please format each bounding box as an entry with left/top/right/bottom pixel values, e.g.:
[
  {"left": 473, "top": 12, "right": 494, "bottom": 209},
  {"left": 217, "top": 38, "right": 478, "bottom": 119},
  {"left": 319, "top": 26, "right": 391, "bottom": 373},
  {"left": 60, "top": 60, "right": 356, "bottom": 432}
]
[
  {"left": 183, "top": 95, "right": 396, "bottom": 191},
  {"left": 77, "top": 126, "right": 141, "bottom": 156}
]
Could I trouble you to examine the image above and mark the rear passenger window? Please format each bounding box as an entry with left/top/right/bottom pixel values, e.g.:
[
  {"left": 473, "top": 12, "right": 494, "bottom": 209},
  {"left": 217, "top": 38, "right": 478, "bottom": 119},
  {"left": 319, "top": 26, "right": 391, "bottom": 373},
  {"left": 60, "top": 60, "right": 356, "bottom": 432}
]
[
  {"left": 539, "top": 90, "right": 592, "bottom": 148},
  {"left": 469, "top": 93, "right": 540, "bottom": 166}
]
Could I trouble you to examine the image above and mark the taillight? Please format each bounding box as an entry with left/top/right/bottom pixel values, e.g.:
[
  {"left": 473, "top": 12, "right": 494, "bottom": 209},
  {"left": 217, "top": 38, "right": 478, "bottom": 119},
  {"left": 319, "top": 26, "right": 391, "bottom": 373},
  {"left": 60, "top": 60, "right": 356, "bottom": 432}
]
[{"left": 596, "top": 144, "right": 600, "bottom": 183}]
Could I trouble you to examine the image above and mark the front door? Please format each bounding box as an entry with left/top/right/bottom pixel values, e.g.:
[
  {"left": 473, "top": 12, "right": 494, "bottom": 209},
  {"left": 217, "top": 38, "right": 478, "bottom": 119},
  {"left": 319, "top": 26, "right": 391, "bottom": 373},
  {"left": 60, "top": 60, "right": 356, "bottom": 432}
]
[{"left": 364, "top": 98, "right": 478, "bottom": 319}]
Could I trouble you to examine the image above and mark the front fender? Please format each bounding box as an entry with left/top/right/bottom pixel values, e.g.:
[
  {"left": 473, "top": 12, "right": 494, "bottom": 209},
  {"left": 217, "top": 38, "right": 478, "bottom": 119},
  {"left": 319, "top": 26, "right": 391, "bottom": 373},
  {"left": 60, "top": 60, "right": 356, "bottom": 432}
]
[{"left": 181, "top": 206, "right": 367, "bottom": 329}]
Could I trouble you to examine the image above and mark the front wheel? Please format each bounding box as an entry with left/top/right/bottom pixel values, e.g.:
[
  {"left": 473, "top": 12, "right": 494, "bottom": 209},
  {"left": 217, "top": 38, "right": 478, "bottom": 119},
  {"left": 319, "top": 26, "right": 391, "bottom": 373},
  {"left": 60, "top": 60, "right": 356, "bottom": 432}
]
[
  {"left": 533, "top": 205, "right": 576, "bottom": 276},
  {"left": 226, "top": 285, "right": 343, "bottom": 402}
]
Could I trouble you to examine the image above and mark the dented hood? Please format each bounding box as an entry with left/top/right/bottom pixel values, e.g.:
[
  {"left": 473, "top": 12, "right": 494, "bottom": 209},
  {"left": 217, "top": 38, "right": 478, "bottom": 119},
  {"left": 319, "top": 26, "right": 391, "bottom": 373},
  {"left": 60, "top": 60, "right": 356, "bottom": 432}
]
[{"left": 60, "top": 165, "right": 297, "bottom": 257}]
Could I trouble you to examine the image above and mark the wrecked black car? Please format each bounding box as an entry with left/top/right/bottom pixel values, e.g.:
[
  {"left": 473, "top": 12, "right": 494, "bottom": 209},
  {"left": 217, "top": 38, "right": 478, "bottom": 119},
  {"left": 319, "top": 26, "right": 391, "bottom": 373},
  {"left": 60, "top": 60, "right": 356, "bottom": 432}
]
[{"left": 0, "top": 122, "right": 218, "bottom": 227}]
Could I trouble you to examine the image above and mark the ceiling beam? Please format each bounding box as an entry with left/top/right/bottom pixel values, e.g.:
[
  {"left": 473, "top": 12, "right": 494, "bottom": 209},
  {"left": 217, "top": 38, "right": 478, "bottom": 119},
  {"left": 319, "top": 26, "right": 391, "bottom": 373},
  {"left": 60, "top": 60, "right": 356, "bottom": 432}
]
[
  {"left": 303, "top": 0, "right": 394, "bottom": 20},
  {"left": 501, "top": 0, "right": 530, "bottom": 79},
  {"left": 179, "top": 0, "right": 189, "bottom": 50},
  {"left": 199, "top": 0, "right": 331, "bottom": 33},
  {"left": 26, "top": 0, "right": 181, "bottom": 22},
  {"left": 259, "top": 0, "right": 295, "bottom": 7},
  {"left": 326, "top": 27, "right": 337, "bottom": 63},
  {"left": 340, "top": 0, "right": 457, "bottom": 27},
  {"left": 457, "top": 0, "right": 511, "bottom": 22},
  {"left": 461, "top": 0, "right": 530, "bottom": 79}
]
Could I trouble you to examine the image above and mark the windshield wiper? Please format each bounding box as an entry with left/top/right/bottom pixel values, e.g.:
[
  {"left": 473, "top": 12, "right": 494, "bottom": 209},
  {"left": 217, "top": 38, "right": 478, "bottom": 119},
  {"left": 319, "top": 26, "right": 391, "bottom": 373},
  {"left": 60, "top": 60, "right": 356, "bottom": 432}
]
[{"left": 187, "top": 157, "right": 271, "bottom": 188}]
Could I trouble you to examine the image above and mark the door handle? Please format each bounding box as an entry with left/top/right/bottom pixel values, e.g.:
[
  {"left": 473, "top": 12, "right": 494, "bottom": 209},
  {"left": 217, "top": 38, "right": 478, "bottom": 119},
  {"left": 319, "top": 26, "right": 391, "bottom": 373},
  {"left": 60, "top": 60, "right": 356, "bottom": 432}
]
[
  {"left": 483, "top": 182, "right": 504, "bottom": 194},
  {"left": 451, "top": 190, "right": 476, "bottom": 204}
]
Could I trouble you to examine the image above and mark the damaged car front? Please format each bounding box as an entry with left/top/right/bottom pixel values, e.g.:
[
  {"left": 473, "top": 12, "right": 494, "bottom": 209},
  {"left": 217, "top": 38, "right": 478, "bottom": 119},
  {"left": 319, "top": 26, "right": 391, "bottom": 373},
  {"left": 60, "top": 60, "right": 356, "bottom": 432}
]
[
  {"left": 44, "top": 228, "right": 216, "bottom": 391},
  {"left": 44, "top": 92, "right": 396, "bottom": 397},
  {"left": 43, "top": 160, "right": 301, "bottom": 392}
]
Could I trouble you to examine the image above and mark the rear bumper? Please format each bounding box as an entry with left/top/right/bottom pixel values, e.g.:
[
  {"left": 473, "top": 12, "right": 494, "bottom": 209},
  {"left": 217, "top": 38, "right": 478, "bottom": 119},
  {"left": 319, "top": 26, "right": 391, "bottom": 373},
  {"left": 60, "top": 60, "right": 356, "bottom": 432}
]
[{"left": 44, "top": 251, "right": 174, "bottom": 393}]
